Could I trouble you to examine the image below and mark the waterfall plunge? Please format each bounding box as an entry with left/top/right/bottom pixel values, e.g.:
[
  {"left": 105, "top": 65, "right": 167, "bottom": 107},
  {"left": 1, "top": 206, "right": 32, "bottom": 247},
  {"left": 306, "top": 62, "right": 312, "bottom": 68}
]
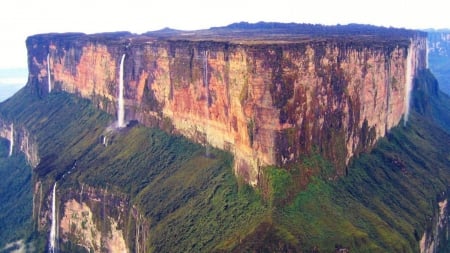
[
  {"left": 8, "top": 123, "right": 13, "bottom": 157},
  {"left": 117, "top": 54, "right": 126, "bottom": 128},
  {"left": 102, "top": 135, "right": 108, "bottom": 147},
  {"left": 47, "top": 54, "right": 52, "bottom": 93},
  {"left": 203, "top": 51, "right": 211, "bottom": 157},
  {"left": 404, "top": 42, "right": 414, "bottom": 125},
  {"left": 49, "top": 183, "right": 57, "bottom": 253}
]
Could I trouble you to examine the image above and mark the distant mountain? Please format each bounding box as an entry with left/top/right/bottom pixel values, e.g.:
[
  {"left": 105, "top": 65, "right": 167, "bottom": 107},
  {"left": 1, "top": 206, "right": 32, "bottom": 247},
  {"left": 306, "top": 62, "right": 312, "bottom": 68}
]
[
  {"left": 139, "top": 22, "right": 424, "bottom": 42},
  {"left": 215, "top": 21, "right": 420, "bottom": 37},
  {"left": 427, "top": 30, "right": 450, "bottom": 95}
]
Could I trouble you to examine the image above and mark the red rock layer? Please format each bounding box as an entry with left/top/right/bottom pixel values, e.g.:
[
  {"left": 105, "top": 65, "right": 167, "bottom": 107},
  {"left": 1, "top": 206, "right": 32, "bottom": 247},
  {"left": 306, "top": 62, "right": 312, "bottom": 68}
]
[{"left": 26, "top": 34, "right": 427, "bottom": 185}]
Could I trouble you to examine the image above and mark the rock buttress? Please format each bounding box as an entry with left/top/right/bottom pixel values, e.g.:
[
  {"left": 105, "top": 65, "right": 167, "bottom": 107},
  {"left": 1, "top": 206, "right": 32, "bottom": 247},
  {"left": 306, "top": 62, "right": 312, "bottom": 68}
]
[{"left": 26, "top": 32, "right": 427, "bottom": 185}]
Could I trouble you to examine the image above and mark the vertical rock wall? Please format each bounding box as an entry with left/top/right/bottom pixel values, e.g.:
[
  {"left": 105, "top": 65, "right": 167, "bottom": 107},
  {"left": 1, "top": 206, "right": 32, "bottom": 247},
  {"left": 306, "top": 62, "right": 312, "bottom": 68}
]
[
  {"left": 420, "top": 198, "right": 449, "bottom": 253},
  {"left": 26, "top": 33, "right": 427, "bottom": 185},
  {"left": 32, "top": 182, "right": 148, "bottom": 253},
  {"left": 0, "top": 118, "right": 40, "bottom": 167}
]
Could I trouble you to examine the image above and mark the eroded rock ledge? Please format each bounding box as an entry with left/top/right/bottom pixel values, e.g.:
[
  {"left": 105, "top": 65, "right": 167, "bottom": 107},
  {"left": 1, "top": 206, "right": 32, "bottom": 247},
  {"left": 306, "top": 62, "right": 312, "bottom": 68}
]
[{"left": 26, "top": 24, "right": 427, "bottom": 184}]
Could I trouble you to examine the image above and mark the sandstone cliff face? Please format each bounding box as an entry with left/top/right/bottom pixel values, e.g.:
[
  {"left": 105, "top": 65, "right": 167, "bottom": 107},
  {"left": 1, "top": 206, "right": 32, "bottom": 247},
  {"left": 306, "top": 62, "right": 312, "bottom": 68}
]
[
  {"left": 32, "top": 182, "right": 149, "bottom": 253},
  {"left": 26, "top": 31, "right": 427, "bottom": 184},
  {"left": 0, "top": 118, "right": 40, "bottom": 167},
  {"left": 59, "top": 186, "right": 128, "bottom": 252},
  {"left": 420, "top": 197, "right": 449, "bottom": 253}
]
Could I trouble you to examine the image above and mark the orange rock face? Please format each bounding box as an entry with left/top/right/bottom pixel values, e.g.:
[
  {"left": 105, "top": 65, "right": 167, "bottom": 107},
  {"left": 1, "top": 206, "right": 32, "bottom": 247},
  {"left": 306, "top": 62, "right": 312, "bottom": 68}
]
[
  {"left": 57, "top": 185, "right": 133, "bottom": 252},
  {"left": 26, "top": 33, "right": 427, "bottom": 185}
]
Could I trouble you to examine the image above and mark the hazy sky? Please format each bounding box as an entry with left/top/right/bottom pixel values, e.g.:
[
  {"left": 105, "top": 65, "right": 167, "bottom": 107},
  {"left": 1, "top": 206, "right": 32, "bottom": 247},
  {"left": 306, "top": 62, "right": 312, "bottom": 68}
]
[{"left": 1, "top": 0, "right": 449, "bottom": 69}]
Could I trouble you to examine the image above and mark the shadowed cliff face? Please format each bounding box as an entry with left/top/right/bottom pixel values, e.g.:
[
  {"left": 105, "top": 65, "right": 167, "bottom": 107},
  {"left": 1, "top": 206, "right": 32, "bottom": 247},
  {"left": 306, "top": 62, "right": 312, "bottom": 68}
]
[
  {"left": 26, "top": 31, "right": 427, "bottom": 185},
  {"left": 0, "top": 119, "right": 40, "bottom": 167}
]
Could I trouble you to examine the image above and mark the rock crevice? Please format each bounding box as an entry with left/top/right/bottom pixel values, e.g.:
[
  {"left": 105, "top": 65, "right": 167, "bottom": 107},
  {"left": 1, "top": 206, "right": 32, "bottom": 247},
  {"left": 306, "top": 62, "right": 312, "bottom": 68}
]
[{"left": 26, "top": 28, "right": 427, "bottom": 184}]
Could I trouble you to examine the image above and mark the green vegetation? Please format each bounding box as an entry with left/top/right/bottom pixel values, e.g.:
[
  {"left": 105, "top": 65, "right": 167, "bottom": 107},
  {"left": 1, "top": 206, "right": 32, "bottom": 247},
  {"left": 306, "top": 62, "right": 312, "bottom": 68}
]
[
  {"left": 256, "top": 69, "right": 450, "bottom": 252},
  {"left": 271, "top": 109, "right": 450, "bottom": 252},
  {"left": 0, "top": 87, "right": 269, "bottom": 252},
  {"left": 264, "top": 166, "right": 292, "bottom": 202},
  {"left": 0, "top": 138, "right": 32, "bottom": 248},
  {"left": 247, "top": 118, "right": 254, "bottom": 147},
  {"left": 0, "top": 67, "right": 449, "bottom": 252}
]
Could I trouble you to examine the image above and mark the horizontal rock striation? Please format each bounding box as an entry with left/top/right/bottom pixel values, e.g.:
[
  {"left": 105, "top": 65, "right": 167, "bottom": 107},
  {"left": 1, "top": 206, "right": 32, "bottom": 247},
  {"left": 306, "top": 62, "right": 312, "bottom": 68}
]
[{"left": 26, "top": 25, "right": 427, "bottom": 185}]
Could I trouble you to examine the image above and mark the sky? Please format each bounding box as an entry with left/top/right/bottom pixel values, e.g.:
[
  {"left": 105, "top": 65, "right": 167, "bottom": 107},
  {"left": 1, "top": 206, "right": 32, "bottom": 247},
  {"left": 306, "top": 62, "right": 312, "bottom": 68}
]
[{"left": 0, "top": 0, "right": 449, "bottom": 69}]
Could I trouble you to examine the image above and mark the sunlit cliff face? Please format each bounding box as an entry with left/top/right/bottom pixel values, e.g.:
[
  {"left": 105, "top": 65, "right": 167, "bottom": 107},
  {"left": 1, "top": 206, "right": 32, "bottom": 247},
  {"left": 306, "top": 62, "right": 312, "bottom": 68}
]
[{"left": 26, "top": 30, "right": 426, "bottom": 185}]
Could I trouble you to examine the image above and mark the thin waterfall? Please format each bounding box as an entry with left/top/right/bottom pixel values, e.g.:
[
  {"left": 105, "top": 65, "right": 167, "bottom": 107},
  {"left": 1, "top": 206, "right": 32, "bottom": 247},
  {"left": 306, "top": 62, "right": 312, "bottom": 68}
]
[
  {"left": 47, "top": 54, "right": 52, "bottom": 93},
  {"left": 404, "top": 42, "right": 414, "bottom": 125},
  {"left": 136, "top": 220, "right": 140, "bottom": 253},
  {"left": 49, "top": 183, "right": 57, "bottom": 253},
  {"left": 8, "top": 123, "right": 13, "bottom": 157},
  {"left": 204, "top": 50, "right": 210, "bottom": 157},
  {"left": 39, "top": 186, "right": 43, "bottom": 230},
  {"left": 118, "top": 54, "right": 126, "bottom": 128},
  {"left": 102, "top": 135, "right": 108, "bottom": 147}
]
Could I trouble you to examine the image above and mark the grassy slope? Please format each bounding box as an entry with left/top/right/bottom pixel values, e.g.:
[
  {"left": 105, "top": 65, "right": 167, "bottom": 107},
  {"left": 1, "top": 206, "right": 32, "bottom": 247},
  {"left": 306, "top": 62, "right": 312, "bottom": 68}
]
[
  {"left": 0, "top": 67, "right": 449, "bottom": 252},
  {"left": 0, "top": 138, "right": 32, "bottom": 248},
  {"left": 229, "top": 71, "right": 450, "bottom": 252},
  {"left": 0, "top": 88, "right": 269, "bottom": 253},
  {"left": 270, "top": 110, "right": 450, "bottom": 252}
]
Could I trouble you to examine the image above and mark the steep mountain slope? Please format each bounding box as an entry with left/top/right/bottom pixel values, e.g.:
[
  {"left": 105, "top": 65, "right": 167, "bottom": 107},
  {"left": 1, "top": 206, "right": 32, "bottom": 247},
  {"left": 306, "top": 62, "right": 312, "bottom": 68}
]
[
  {"left": 0, "top": 138, "right": 32, "bottom": 249},
  {"left": 233, "top": 69, "right": 450, "bottom": 252},
  {"left": 0, "top": 24, "right": 449, "bottom": 252},
  {"left": 0, "top": 88, "right": 269, "bottom": 252},
  {"left": 26, "top": 24, "right": 427, "bottom": 185},
  {"left": 0, "top": 66, "right": 449, "bottom": 252}
]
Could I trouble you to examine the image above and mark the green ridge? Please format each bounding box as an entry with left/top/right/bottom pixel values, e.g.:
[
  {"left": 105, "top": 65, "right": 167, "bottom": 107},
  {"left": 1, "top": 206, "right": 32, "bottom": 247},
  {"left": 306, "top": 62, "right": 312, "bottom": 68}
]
[
  {"left": 0, "top": 138, "right": 32, "bottom": 248},
  {"left": 0, "top": 68, "right": 449, "bottom": 252}
]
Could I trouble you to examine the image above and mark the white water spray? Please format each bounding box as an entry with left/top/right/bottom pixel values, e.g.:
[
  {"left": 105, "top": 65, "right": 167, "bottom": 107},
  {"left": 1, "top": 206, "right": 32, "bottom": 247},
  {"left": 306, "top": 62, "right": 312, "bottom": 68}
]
[
  {"left": 404, "top": 42, "right": 414, "bottom": 125},
  {"left": 47, "top": 54, "right": 52, "bottom": 93},
  {"left": 203, "top": 51, "right": 210, "bottom": 157},
  {"left": 49, "top": 183, "right": 57, "bottom": 253},
  {"left": 8, "top": 123, "right": 13, "bottom": 157},
  {"left": 80, "top": 184, "right": 84, "bottom": 203},
  {"left": 118, "top": 54, "right": 126, "bottom": 128}
]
